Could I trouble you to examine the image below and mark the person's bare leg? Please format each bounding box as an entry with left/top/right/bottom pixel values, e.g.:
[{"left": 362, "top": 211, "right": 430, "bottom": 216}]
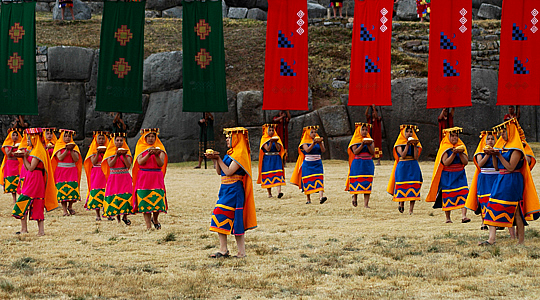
[
  {"left": 461, "top": 207, "right": 470, "bottom": 222},
  {"left": 20, "top": 217, "right": 28, "bottom": 234},
  {"left": 277, "top": 186, "right": 282, "bottom": 195},
  {"left": 218, "top": 233, "right": 228, "bottom": 254},
  {"left": 333, "top": 7, "right": 337, "bottom": 18},
  {"left": 306, "top": 194, "right": 311, "bottom": 204},
  {"left": 508, "top": 227, "right": 516, "bottom": 239},
  {"left": 70, "top": 7, "right": 75, "bottom": 20},
  {"left": 480, "top": 225, "right": 497, "bottom": 245},
  {"left": 339, "top": 7, "right": 343, "bottom": 18},
  {"left": 376, "top": 158, "right": 381, "bottom": 166},
  {"left": 95, "top": 209, "right": 101, "bottom": 221},
  {"left": 61, "top": 7, "right": 65, "bottom": 20},
  {"left": 68, "top": 201, "right": 75, "bottom": 214},
  {"left": 409, "top": 201, "right": 416, "bottom": 214},
  {"left": 116, "top": 215, "right": 121, "bottom": 223},
  {"left": 235, "top": 234, "right": 246, "bottom": 257},
  {"left": 515, "top": 209, "right": 525, "bottom": 245},
  {"left": 61, "top": 202, "right": 69, "bottom": 216},
  {"left": 364, "top": 194, "right": 370, "bottom": 208},
  {"left": 144, "top": 213, "right": 152, "bottom": 230},
  {"left": 445, "top": 211, "right": 452, "bottom": 223},
  {"left": 152, "top": 212, "right": 160, "bottom": 226},
  {"left": 37, "top": 220, "right": 45, "bottom": 236},
  {"left": 352, "top": 194, "right": 358, "bottom": 207},
  {"left": 195, "top": 156, "right": 203, "bottom": 168},
  {"left": 12, "top": 193, "right": 16, "bottom": 204},
  {"left": 267, "top": 188, "right": 272, "bottom": 198}
]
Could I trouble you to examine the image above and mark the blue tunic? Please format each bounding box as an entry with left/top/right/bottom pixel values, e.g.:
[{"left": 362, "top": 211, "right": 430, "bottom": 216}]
[
  {"left": 475, "top": 153, "right": 498, "bottom": 217},
  {"left": 393, "top": 146, "right": 423, "bottom": 202},
  {"left": 301, "top": 143, "right": 324, "bottom": 194},
  {"left": 434, "top": 149, "right": 468, "bottom": 211},
  {"left": 348, "top": 144, "right": 374, "bottom": 194},
  {"left": 261, "top": 142, "right": 285, "bottom": 188}
]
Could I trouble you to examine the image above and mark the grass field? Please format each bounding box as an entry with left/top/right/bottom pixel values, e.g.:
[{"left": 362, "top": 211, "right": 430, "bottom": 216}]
[{"left": 2, "top": 159, "right": 540, "bottom": 299}]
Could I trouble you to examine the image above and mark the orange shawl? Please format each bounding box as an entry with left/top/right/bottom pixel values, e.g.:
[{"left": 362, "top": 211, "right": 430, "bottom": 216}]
[
  {"left": 344, "top": 123, "right": 373, "bottom": 191},
  {"left": 426, "top": 127, "right": 468, "bottom": 203},
  {"left": 465, "top": 131, "right": 496, "bottom": 212},
  {"left": 51, "top": 130, "right": 82, "bottom": 186},
  {"left": 224, "top": 127, "right": 257, "bottom": 231},
  {"left": 290, "top": 126, "right": 320, "bottom": 188},
  {"left": 101, "top": 135, "right": 132, "bottom": 180},
  {"left": 83, "top": 132, "right": 110, "bottom": 199},
  {"left": 0, "top": 128, "right": 22, "bottom": 187},
  {"left": 27, "top": 130, "right": 58, "bottom": 212},
  {"left": 257, "top": 124, "right": 285, "bottom": 185},
  {"left": 386, "top": 125, "right": 423, "bottom": 195},
  {"left": 132, "top": 129, "right": 168, "bottom": 186}
]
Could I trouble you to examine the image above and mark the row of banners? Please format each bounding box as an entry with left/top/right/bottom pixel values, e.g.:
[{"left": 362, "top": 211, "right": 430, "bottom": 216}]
[{"left": 0, "top": 0, "right": 538, "bottom": 116}]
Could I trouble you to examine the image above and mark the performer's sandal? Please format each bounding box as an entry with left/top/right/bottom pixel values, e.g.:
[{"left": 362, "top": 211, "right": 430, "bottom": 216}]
[
  {"left": 352, "top": 198, "right": 358, "bottom": 207},
  {"left": 277, "top": 193, "right": 284, "bottom": 199},
  {"left": 398, "top": 206, "right": 404, "bottom": 214},
  {"left": 461, "top": 218, "right": 471, "bottom": 223},
  {"left": 478, "top": 240, "right": 495, "bottom": 246},
  {"left": 122, "top": 217, "right": 131, "bottom": 226},
  {"left": 210, "top": 251, "right": 230, "bottom": 258},
  {"left": 320, "top": 197, "right": 328, "bottom": 204},
  {"left": 480, "top": 225, "right": 488, "bottom": 230}
]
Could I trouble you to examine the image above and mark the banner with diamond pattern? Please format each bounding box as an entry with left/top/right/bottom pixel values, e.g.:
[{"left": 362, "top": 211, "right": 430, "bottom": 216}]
[
  {"left": 96, "top": 0, "right": 145, "bottom": 113},
  {"left": 0, "top": 2, "right": 37, "bottom": 115},
  {"left": 348, "top": 0, "right": 394, "bottom": 106},
  {"left": 497, "top": 0, "right": 540, "bottom": 105},
  {"left": 427, "top": 0, "right": 472, "bottom": 108},
  {"left": 182, "top": 0, "right": 228, "bottom": 112},
  {"left": 262, "top": 0, "right": 308, "bottom": 110}
]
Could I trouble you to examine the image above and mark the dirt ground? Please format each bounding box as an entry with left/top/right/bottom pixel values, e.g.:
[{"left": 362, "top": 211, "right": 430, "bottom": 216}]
[{"left": 1, "top": 160, "right": 540, "bottom": 299}]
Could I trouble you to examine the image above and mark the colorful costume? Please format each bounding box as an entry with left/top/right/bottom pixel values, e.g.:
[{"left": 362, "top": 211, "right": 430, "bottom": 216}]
[
  {"left": 42, "top": 128, "right": 57, "bottom": 158},
  {"left": 12, "top": 128, "right": 58, "bottom": 220},
  {"left": 367, "top": 111, "right": 383, "bottom": 159},
  {"left": 465, "top": 131, "right": 498, "bottom": 217},
  {"left": 0, "top": 128, "right": 22, "bottom": 194},
  {"left": 58, "top": 0, "right": 73, "bottom": 8},
  {"left": 210, "top": 127, "right": 257, "bottom": 235},
  {"left": 291, "top": 126, "right": 324, "bottom": 195},
  {"left": 17, "top": 133, "right": 28, "bottom": 195},
  {"left": 331, "top": 0, "right": 343, "bottom": 8},
  {"left": 426, "top": 127, "right": 469, "bottom": 211},
  {"left": 483, "top": 119, "right": 540, "bottom": 227},
  {"left": 345, "top": 123, "right": 374, "bottom": 195},
  {"left": 51, "top": 130, "right": 82, "bottom": 203},
  {"left": 387, "top": 125, "right": 423, "bottom": 202},
  {"left": 132, "top": 128, "right": 168, "bottom": 214},
  {"left": 83, "top": 131, "right": 109, "bottom": 211},
  {"left": 198, "top": 117, "right": 215, "bottom": 158},
  {"left": 257, "top": 124, "right": 285, "bottom": 189},
  {"left": 102, "top": 132, "right": 133, "bottom": 217},
  {"left": 416, "top": 0, "right": 430, "bottom": 18}
]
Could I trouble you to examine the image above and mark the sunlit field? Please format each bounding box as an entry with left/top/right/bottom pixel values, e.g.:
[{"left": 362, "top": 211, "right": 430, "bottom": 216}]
[{"left": 2, "top": 160, "right": 540, "bottom": 299}]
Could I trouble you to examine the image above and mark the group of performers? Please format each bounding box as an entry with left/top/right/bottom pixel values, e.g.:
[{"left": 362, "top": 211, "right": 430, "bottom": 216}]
[
  {"left": 0, "top": 127, "right": 168, "bottom": 235},
  {"left": 2, "top": 117, "right": 538, "bottom": 257}
]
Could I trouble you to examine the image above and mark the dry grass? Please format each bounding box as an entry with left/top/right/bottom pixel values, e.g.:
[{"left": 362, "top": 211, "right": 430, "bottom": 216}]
[{"left": 2, "top": 159, "right": 540, "bottom": 299}]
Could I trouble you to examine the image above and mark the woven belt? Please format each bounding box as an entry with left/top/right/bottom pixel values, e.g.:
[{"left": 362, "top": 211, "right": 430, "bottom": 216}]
[
  {"left": 500, "top": 169, "right": 519, "bottom": 175},
  {"left": 443, "top": 165, "right": 464, "bottom": 172},
  {"left": 140, "top": 168, "right": 161, "bottom": 172},
  {"left": 305, "top": 154, "right": 321, "bottom": 161},
  {"left": 110, "top": 168, "right": 128, "bottom": 175},
  {"left": 354, "top": 153, "right": 372, "bottom": 160},
  {"left": 265, "top": 152, "right": 280, "bottom": 156},
  {"left": 58, "top": 162, "right": 76, "bottom": 168},
  {"left": 480, "top": 168, "right": 498, "bottom": 175},
  {"left": 93, "top": 164, "right": 102, "bottom": 168},
  {"left": 399, "top": 158, "right": 415, "bottom": 161},
  {"left": 221, "top": 174, "right": 244, "bottom": 184}
]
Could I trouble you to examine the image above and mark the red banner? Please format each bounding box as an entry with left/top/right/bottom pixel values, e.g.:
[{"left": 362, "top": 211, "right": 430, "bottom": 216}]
[
  {"left": 497, "top": 1, "right": 540, "bottom": 105},
  {"left": 348, "top": 0, "right": 393, "bottom": 106},
  {"left": 427, "top": 0, "right": 472, "bottom": 108},
  {"left": 262, "top": 0, "right": 308, "bottom": 110}
]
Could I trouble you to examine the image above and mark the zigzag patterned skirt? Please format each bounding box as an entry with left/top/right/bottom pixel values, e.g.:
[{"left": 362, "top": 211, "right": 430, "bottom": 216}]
[
  {"left": 393, "top": 160, "right": 422, "bottom": 202},
  {"left": 210, "top": 177, "right": 245, "bottom": 235},
  {"left": 301, "top": 160, "right": 324, "bottom": 195},
  {"left": 484, "top": 172, "right": 525, "bottom": 227},
  {"left": 260, "top": 154, "right": 285, "bottom": 188},
  {"left": 348, "top": 157, "right": 374, "bottom": 195},
  {"left": 434, "top": 169, "right": 469, "bottom": 211}
]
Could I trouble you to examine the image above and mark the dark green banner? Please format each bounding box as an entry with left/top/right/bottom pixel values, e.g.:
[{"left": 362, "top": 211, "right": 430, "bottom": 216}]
[
  {"left": 96, "top": 0, "right": 145, "bottom": 113},
  {"left": 0, "top": 2, "right": 37, "bottom": 115},
  {"left": 182, "top": 0, "right": 227, "bottom": 112}
]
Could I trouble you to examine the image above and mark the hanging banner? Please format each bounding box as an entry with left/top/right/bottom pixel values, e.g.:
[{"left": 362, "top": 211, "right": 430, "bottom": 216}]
[
  {"left": 262, "top": 0, "right": 308, "bottom": 110},
  {"left": 0, "top": 2, "right": 37, "bottom": 115},
  {"left": 182, "top": 0, "right": 228, "bottom": 112},
  {"left": 96, "top": 0, "right": 145, "bottom": 113},
  {"left": 497, "top": 0, "right": 540, "bottom": 105},
  {"left": 427, "top": 0, "right": 472, "bottom": 108},
  {"left": 348, "top": 0, "right": 394, "bottom": 106}
]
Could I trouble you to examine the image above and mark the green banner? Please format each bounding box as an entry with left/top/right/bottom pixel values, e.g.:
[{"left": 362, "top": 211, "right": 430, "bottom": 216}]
[
  {"left": 182, "top": 0, "right": 228, "bottom": 112},
  {"left": 96, "top": 0, "right": 145, "bottom": 113},
  {"left": 0, "top": 2, "right": 37, "bottom": 115}
]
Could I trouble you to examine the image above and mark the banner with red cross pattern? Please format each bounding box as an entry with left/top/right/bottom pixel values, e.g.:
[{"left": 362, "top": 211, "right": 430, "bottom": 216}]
[
  {"left": 96, "top": 1, "right": 145, "bottom": 113},
  {"left": 0, "top": 2, "right": 37, "bottom": 115},
  {"left": 427, "top": 0, "right": 472, "bottom": 108},
  {"left": 348, "top": 0, "right": 394, "bottom": 106},
  {"left": 497, "top": 0, "right": 540, "bottom": 105},
  {"left": 263, "top": 0, "right": 308, "bottom": 110}
]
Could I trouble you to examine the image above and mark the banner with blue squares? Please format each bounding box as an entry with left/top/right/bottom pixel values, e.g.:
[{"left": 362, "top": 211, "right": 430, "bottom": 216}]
[
  {"left": 278, "top": 30, "right": 294, "bottom": 48},
  {"left": 443, "top": 59, "right": 460, "bottom": 77},
  {"left": 365, "top": 56, "right": 381, "bottom": 73},
  {"left": 512, "top": 24, "right": 527, "bottom": 41},
  {"left": 280, "top": 59, "right": 296, "bottom": 76},
  {"left": 440, "top": 32, "right": 456, "bottom": 50},
  {"left": 360, "top": 24, "right": 375, "bottom": 41},
  {"left": 514, "top": 57, "right": 530, "bottom": 74}
]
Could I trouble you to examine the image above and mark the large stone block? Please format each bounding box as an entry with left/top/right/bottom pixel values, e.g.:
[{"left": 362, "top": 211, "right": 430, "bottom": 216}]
[
  {"left": 162, "top": 6, "right": 182, "bottom": 18},
  {"left": 28, "top": 82, "right": 86, "bottom": 139},
  {"left": 477, "top": 3, "right": 502, "bottom": 20},
  {"left": 133, "top": 89, "right": 201, "bottom": 162},
  {"left": 246, "top": 8, "right": 267, "bottom": 21},
  {"left": 143, "top": 51, "right": 183, "bottom": 93},
  {"left": 396, "top": 0, "right": 417, "bottom": 21},
  {"left": 52, "top": 0, "right": 91, "bottom": 20},
  {"left": 36, "top": 2, "right": 51, "bottom": 12},
  {"left": 228, "top": 7, "right": 248, "bottom": 19},
  {"left": 307, "top": 2, "right": 326, "bottom": 19},
  {"left": 237, "top": 91, "right": 264, "bottom": 127},
  {"left": 472, "top": 0, "right": 502, "bottom": 9},
  {"left": 225, "top": 0, "right": 257, "bottom": 8},
  {"left": 255, "top": 0, "right": 268, "bottom": 11},
  {"left": 328, "top": 136, "right": 352, "bottom": 160},
  {"left": 318, "top": 105, "right": 351, "bottom": 136},
  {"left": 245, "top": 126, "right": 263, "bottom": 161},
  {"left": 48, "top": 46, "right": 94, "bottom": 81},
  {"left": 85, "top": 94, "right": 149, "bottom": 138},
  {"left": 146, "top": 0, "right": 182, "bottom": 11},
  {"left": 86, "top": 2, "right": 104, "bottom": 14},
  {"left": 85, "top": 49, "right": 99, "bottom": 97}
]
